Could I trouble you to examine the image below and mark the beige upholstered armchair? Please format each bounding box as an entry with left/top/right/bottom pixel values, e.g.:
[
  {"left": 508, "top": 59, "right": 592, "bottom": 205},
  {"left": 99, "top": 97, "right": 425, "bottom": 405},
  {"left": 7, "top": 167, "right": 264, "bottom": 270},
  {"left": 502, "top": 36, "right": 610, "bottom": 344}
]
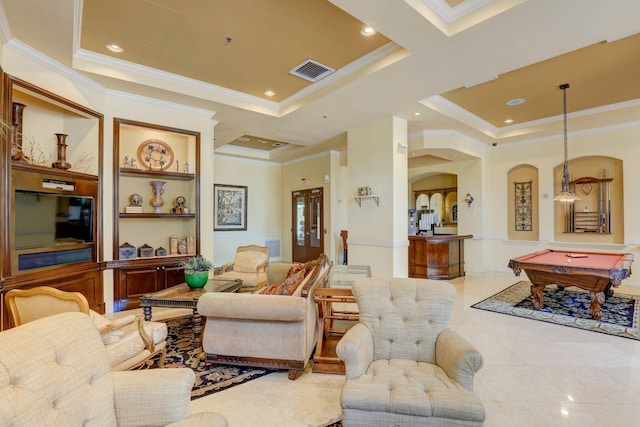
[
  {"left": 214, "top": 245, "right": 270, "bottom": 292},
  {"left": 5, "top": 286, "right": 167, "bottom": 371},
  {"left": 0, "top": 312, "right": 227, "bottom": 426},
  {"left": 336, "top": 278, "right": 485, "bottom": 427}
]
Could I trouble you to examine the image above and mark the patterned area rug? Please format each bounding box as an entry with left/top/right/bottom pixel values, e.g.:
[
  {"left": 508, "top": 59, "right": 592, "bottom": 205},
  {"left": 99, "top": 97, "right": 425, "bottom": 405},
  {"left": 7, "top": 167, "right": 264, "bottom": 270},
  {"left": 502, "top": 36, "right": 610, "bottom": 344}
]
[
  {"left": 137, "top": 316, "right": 273, "bottom": 399},
  {"left": 471, "top": 281, "right": 640, "bottom": 340}
]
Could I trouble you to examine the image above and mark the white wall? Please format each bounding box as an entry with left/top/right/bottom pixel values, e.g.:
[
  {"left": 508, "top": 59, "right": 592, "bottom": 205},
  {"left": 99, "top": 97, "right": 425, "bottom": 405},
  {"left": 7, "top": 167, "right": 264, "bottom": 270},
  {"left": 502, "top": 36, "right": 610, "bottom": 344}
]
[{"left": 213, "top": 155, "right": 282, "bottom": 264}]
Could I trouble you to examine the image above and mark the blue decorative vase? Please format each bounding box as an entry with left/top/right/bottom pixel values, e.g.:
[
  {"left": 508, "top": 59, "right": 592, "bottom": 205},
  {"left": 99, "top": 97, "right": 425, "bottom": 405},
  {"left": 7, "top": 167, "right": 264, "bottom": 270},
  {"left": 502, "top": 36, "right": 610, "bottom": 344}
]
[{"left": 185, "top": 271, "right": 209, "bottom": 288}]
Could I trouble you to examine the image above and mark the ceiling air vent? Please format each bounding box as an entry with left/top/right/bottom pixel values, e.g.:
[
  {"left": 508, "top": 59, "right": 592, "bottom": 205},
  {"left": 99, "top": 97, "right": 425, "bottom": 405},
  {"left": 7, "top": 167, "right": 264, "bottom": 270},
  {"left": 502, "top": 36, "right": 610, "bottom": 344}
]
[{"left": 289, "top": 59, "right": 335, "bottom": 82}]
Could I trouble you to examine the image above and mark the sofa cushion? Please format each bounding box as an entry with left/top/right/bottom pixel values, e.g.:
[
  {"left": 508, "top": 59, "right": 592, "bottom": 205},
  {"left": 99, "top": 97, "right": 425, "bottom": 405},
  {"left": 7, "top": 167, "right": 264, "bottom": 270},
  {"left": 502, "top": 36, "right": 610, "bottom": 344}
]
[
  {"left": 104, "top": 327, "right": 146, "bottom": 367},
  {"left": 233, "top": 250, "right": 268, "bottom": 273},
  {"left": 341, "top": 359, "right": 485, "bottom": 422},
  {"left": 142, "top": 319, "right": 168, "bottom": 345},
  {"left": 90, "top": 309, "right": 114, "bottom": 334}
]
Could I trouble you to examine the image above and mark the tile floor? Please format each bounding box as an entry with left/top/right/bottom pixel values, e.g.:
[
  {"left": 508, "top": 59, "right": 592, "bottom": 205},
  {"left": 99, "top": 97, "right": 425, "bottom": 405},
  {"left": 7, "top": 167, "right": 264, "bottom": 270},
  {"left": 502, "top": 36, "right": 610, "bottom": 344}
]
[{"left": 118, "top": 271, "right": 640, "bottom": 426}]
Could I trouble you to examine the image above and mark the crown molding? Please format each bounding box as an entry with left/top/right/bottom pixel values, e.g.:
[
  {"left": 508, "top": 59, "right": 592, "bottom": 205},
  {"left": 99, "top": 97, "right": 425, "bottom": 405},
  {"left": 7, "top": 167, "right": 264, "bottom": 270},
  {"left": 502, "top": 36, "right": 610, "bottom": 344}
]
[
  {"left": 105, "top": 89, "right": 217, "bottom": 118},
  {"left": 73, "top": 48, "right": 280, "bottom": 116},
  {"left": 3, "top": 38, "right": 106, "bottom": 94},
  {"left": 213, "top": 152, "right": 280, "bottom": 166},
  {"left": 0, "top": 0, "right": 13, "bottom": 44}
]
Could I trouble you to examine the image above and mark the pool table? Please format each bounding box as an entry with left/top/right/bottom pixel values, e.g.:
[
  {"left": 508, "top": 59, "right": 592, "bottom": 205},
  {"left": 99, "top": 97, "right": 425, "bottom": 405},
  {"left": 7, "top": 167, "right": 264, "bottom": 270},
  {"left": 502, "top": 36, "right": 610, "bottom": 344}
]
[{"left": 508, "top": 249, "right": 633, "bottom": 320}]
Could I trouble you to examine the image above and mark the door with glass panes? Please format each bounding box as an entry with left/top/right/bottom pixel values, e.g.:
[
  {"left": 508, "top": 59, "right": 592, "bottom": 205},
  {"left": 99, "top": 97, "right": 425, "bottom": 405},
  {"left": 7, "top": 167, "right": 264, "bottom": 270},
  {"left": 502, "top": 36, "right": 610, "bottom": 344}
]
[{"left": 292, "top": 188, "right": 323, "bottom": 262}]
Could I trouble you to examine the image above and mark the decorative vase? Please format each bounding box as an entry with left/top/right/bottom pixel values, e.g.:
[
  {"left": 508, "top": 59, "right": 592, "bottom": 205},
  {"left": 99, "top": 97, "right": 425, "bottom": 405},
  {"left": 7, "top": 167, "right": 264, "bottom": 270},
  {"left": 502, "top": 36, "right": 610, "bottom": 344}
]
[
  {"left": 52, "top": 133, "right": 72, "bottom": 170},
  {"left": 184, "top": 271, "right": 209, "bottom": 288},
  {"left": 150, "top": 180, "right": 166, "bottom": 213},
  {"left": 10, "top": 102, "right": 27, "bottom": 162}
]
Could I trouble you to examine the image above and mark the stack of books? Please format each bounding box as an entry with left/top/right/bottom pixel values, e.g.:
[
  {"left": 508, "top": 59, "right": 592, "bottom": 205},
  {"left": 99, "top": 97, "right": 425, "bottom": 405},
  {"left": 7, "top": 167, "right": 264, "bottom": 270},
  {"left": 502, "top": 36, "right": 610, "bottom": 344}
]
[{"left": 125, "top": 206, "right": 143, "bottom": 213}]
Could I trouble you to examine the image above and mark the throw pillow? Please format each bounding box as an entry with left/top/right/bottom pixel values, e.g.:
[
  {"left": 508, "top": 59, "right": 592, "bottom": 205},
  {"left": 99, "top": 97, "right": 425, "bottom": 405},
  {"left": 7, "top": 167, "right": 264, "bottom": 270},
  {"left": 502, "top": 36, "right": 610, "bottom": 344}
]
[
  {"left": 276, "top": 270, "right": 305, "bottom": 296},
  {"left": 261, "top": 282, "right": 281, "bottom": 295},
  {"left": 303, "top": 259, "right": 318, "bottom": 276},
  {"left": 286, "top": 263, "right": 305, "bottom": 278}
]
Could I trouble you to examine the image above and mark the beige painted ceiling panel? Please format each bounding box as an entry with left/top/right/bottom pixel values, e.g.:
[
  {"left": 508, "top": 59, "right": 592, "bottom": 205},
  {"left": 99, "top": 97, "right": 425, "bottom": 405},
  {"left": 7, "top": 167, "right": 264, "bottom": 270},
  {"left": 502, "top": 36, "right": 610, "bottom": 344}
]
[
  {"left": 441, "top": 34, "right": 640, "bottom": 127},
  {"left": 81, "top": 0, "right": 390, "bottom": 101}
]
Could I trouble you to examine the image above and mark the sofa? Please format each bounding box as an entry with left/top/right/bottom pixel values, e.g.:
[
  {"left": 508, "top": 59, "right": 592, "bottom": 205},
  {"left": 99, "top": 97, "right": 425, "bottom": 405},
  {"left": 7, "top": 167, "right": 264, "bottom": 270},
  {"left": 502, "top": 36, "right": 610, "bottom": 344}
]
[
  {"left": 0, "top": 311, "right": 227, "bottom": 427},
  {"left": 197, "top": 254, "right": 330, "bottom": 380}
]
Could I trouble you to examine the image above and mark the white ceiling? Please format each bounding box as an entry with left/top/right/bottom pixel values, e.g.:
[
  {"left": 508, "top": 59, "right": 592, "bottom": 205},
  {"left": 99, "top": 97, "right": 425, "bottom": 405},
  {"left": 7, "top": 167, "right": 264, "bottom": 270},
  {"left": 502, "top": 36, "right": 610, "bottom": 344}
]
[{"left": 1, "top": 0, "right": 639, "bottom": 165}]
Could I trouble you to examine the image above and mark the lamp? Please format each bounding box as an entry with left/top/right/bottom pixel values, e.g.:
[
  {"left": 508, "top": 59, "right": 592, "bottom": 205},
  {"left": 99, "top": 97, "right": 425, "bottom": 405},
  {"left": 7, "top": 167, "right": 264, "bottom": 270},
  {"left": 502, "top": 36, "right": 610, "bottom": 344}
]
[
  {"left": 554, "top": 83, "right": 580, "bottom": 202},
  {"left": 464, "top": 193, "right": 474, "bottom": 206}
]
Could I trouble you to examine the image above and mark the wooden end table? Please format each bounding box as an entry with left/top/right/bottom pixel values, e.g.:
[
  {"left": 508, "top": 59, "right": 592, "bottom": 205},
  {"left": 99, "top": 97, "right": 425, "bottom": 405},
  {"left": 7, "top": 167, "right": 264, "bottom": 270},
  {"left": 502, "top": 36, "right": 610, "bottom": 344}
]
[
  {"left": 312, "top": 264, "right": 371, "bottom": 374},
  {"left": 140, "top": 278, "right": 242, "bottom": 327}
]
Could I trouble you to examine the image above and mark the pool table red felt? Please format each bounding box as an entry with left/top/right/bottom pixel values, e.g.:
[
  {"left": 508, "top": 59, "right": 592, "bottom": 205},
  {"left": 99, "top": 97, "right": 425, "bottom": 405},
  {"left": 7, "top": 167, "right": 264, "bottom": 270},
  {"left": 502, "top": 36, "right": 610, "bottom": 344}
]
[{"left": 508, "top": 249, "right": 633, "bottom": 320}]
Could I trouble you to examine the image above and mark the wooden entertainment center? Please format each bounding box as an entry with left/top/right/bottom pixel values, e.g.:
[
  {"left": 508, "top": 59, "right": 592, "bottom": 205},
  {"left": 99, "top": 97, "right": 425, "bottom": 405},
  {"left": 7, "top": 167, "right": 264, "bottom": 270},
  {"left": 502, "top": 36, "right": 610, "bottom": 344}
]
[{"left": 0, "top": 73, "right": 105, "bottom": 330}]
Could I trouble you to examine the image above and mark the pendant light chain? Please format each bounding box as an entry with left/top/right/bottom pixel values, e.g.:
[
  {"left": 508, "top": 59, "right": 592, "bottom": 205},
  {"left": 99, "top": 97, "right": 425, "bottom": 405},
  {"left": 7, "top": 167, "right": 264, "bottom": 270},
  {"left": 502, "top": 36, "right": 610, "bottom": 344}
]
[{"left": 562, "top": 84, "right": 569, "bottom": 193}]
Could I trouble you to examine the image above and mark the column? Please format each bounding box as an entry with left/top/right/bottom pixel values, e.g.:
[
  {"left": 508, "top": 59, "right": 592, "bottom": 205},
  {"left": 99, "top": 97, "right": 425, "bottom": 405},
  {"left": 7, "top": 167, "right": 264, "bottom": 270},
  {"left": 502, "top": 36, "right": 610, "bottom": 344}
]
[{"left": 347, "top": 116, "right": 408, "bottom": 277}]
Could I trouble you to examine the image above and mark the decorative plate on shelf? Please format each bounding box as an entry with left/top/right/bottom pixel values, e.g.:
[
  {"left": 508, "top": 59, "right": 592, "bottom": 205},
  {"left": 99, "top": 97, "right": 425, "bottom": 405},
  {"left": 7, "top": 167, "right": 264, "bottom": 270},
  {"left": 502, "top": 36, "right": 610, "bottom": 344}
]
[{"left": 137, "top": 139, "right": 174, "bottom": 171}]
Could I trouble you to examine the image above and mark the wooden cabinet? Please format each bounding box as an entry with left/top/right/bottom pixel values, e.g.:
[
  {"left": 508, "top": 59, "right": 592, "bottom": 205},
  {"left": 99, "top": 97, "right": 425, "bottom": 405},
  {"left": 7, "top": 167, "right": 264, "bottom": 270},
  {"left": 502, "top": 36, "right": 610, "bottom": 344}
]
[
  {"left": 109, "top": 118, "right": 200, "bottom": 310},
  {"left": 408, "top": 235, "right": 472, "bottom": 280},
  {"left": 0, "top": 74, "right": 104, "bottom": 330},
  {"left": 112, "top": 260, "right": 186, "bottom": 311}
]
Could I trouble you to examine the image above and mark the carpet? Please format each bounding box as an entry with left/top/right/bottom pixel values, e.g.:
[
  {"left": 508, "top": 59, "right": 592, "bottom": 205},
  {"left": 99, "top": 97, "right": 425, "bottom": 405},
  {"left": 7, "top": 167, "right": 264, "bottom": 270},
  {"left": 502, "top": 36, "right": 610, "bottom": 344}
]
[
  {"left": 471, "top": 281, "right": 640, "bottom": 341},
  {"left": 137, "top": 316, "right": 273, "bottom": 399}
]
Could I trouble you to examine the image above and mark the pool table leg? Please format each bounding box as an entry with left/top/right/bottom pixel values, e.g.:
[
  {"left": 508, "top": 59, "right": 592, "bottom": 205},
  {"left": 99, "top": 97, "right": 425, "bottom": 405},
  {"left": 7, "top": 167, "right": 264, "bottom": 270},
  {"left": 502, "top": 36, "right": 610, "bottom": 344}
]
[
  {"left": 589, "top": 291, "right": 605, "bottom": 320},
  {"left": 604, "top": 282, "right": 614, "bottom": 298},
  {"left": 531, "top": 283, "right": 545, "bottom": 310}
]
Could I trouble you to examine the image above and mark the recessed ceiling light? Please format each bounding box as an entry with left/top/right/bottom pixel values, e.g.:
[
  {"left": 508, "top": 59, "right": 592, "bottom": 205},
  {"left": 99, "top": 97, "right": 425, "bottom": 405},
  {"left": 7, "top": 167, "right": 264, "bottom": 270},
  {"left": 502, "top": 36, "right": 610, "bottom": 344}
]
[
  {"left": 264, "top": 90, "right": 275, "bottom": 97},
  {"left": 414, "top": 112, "right": 421, "bottom": 116},
  {"left": 504, "top": 118, "right": 514, "bottom": 124},
  {"left": 361, "top": 26, "right": 376, "bottom": 36},
  {"left": 238, "top": 137, "right": 250, "bottom": 142},
  {"left": 506, "top": 98, "right": 525, "bottom": 106},
  {"left": 272, "top": 142, "right": 284, "bottom": 147},
  {"left": 106, "top": 43, "right": 124, "bottom": 53},
  {"left": 257, "top": 139, "right": 268, "bottom": 144}
]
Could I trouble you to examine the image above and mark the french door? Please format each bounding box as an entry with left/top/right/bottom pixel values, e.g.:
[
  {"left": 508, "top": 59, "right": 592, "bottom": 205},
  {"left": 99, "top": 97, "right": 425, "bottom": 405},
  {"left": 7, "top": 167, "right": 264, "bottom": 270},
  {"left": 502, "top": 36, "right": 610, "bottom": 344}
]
[{"left": 292, "top": 187, "right": 323, "bottom": 262}]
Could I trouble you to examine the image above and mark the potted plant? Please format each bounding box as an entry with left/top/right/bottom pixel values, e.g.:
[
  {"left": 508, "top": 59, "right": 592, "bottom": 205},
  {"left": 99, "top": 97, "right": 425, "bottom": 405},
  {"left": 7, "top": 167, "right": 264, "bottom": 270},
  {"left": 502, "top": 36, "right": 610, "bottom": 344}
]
[{"left": 180, "top": 255, "right": 214, "bottom": 288}]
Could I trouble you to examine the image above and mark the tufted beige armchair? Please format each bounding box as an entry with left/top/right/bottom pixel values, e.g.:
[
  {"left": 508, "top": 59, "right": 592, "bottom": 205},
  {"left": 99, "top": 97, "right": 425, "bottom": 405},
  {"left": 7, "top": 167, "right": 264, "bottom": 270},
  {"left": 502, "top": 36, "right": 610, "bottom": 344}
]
[
  {"left": 336, "top": 278, "right": 485, "bottom": 427},
  {"left": 214, "top": 245, "right": 270, "bottom": 292},
  {"left": 5, "top": 286, "right": 167, "bottom": 370},
  {"left": 0, "top": 311, "right": 227, "bottom": 426}
]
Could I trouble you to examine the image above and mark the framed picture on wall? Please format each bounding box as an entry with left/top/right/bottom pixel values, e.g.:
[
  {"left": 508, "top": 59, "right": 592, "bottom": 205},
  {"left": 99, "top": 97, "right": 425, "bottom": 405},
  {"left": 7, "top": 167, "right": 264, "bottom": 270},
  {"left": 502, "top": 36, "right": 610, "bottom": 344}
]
[{"left": 214, "top": 184, "right": 247, "bottom": 231}]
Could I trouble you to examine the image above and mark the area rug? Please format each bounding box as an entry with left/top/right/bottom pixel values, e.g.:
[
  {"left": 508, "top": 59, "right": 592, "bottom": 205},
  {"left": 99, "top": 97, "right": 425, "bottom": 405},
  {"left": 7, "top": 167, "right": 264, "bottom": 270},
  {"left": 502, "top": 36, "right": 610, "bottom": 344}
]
[
  {"left": 471, "top": 281, "right": 640, "bottom": 341},
  {"left": 137, "top": 316, "right": 273, "bottom": 399}
]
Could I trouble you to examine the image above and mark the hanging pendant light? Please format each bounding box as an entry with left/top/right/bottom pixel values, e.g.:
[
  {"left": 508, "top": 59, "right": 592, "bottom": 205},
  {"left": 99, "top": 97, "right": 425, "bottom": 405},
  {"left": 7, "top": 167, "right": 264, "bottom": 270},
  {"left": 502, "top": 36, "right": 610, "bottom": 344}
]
[{"left": 554, "top": 83, "right": 580, "bottom": 202}]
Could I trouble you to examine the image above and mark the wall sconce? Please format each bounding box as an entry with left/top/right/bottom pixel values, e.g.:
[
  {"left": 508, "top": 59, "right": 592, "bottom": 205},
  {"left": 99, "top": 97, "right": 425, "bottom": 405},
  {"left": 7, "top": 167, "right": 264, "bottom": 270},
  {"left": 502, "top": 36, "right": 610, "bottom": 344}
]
[{"left": 464, "top": 193, "right": 474, "bottom": 207}]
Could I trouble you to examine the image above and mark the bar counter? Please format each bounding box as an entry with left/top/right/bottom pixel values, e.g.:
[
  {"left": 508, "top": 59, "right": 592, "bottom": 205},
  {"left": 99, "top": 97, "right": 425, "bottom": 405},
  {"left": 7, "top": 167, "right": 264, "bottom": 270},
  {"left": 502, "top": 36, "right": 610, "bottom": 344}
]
[{"left": 408, "top": 234, "right": 473, "bottom": 279}]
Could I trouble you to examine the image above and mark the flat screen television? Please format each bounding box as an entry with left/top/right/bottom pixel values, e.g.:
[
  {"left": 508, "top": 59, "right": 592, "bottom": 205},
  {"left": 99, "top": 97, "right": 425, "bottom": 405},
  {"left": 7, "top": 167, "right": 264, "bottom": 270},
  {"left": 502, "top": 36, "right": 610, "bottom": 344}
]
[{"left": 14, "top": 190, "right": 95, "bottom": 271}]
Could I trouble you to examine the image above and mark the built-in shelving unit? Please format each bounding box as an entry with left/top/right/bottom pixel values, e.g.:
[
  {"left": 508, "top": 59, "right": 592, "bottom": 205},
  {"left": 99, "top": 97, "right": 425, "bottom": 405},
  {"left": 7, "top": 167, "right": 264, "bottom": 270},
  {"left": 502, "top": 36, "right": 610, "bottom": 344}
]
[{"left": 109, "top": 118, "right": 201, "bottom": 311}]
